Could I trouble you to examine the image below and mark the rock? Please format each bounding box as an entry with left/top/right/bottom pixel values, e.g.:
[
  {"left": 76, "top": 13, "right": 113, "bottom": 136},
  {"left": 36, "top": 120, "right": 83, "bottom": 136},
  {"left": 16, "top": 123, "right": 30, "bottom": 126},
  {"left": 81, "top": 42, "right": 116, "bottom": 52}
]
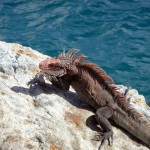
[{"left": 0, "top": 41, "right": 149, "bottom": 150}]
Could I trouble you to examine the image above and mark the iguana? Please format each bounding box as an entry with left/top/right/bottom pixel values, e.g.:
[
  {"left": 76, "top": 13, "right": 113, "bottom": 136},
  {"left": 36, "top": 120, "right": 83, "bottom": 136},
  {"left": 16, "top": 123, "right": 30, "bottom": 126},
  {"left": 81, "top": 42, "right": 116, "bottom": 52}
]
[{"left": 29, "top": 49, "right": 150, "bottom": 149}]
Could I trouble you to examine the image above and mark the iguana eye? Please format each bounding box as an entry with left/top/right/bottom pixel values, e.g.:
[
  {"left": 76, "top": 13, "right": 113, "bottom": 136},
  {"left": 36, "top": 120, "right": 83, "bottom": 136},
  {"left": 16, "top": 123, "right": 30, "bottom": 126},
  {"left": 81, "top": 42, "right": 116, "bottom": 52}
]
[
  {"left": 48, "top": 64, "right": 54, "bottom": 68},
  {"left": 58, "top": 66, "right": 64, "bottom": 69},
  {"left": 54, "top": 66, "right": 64, "bottom": 70}
]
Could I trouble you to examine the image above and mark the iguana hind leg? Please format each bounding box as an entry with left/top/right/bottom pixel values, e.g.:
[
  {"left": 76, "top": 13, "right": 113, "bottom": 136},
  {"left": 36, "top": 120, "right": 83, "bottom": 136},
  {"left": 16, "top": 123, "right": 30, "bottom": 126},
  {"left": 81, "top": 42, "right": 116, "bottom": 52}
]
[{"left": 95, "top": 106, "right": 113, "bottom": 150}]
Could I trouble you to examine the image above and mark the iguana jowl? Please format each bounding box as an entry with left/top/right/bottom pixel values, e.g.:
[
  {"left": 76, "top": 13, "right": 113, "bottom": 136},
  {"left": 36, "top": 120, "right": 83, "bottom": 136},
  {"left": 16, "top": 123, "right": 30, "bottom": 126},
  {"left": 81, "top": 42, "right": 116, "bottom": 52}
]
[{"left": 35, "top": 49, "right": 150, "bottom": 149}]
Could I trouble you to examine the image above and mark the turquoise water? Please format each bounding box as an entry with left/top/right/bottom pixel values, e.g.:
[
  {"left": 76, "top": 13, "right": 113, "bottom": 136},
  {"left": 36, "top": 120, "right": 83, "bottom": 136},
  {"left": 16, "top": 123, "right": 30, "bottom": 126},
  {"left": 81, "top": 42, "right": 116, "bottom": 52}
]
[{"left": 0, "top": 0, "right": 150, "bottom": 102}]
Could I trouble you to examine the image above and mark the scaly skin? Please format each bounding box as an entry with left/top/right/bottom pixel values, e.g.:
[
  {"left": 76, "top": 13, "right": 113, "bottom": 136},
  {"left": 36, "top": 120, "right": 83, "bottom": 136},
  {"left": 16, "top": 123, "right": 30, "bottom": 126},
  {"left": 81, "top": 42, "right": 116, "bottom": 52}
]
[{"left": 30, "top": 49, "right": 150, "bottom": 149}]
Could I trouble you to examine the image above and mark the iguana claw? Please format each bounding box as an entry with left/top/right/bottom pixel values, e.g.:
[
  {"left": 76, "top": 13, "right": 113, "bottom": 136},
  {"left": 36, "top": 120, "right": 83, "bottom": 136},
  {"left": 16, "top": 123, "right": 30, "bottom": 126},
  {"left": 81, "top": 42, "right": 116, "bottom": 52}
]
[
  {"left": 27, "top": 72, "right": 46, "bottom": 87},
  {"left": 98, "top": 131, "right": 113, "bottom": 150},
  {"left": 93, "top": 131, "right": 113, "bottom": 150}
]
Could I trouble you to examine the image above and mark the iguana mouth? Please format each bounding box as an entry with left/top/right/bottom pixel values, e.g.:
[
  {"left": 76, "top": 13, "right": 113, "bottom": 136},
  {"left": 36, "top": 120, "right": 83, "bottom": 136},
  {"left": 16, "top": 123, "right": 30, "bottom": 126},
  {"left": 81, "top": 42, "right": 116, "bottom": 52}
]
[{"left": 40, "top": 65, "right": 66, "bottom": 77}]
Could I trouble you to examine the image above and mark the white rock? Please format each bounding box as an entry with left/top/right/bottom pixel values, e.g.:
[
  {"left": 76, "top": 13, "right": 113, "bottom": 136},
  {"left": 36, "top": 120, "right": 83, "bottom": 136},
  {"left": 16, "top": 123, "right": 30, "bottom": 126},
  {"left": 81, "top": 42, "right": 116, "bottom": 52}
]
[{"left": 0, "top": 41, "right": 149, "bottom": 150}]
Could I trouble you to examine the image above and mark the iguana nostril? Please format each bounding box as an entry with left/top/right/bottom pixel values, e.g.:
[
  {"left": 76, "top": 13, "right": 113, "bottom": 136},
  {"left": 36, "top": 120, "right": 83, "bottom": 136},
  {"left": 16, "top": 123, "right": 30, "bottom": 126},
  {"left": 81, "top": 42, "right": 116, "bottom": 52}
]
[{"left": 39, "top": 62, "right": 45, "bottom": 70}]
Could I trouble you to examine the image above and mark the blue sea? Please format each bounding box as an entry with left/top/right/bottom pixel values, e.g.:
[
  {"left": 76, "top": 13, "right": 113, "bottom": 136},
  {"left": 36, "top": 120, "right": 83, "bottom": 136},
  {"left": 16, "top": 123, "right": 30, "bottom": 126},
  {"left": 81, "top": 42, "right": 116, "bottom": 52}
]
[{"left": 0, "top": 0, "right": 150, "bottom": 103}]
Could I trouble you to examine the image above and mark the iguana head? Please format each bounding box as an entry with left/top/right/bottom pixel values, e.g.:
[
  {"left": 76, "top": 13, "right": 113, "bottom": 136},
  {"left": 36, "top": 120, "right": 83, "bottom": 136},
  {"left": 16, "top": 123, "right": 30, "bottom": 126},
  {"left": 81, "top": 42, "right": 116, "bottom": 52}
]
[{"left": 39, "top": 49, "right": 86, "bottom": 77}]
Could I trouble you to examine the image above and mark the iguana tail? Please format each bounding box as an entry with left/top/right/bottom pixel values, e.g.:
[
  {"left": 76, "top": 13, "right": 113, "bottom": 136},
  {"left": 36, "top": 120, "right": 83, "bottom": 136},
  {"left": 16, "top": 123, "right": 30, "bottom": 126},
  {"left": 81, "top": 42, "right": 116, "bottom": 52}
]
[{"left": 113, "top": 108, "right": 150, "bottom": 147}]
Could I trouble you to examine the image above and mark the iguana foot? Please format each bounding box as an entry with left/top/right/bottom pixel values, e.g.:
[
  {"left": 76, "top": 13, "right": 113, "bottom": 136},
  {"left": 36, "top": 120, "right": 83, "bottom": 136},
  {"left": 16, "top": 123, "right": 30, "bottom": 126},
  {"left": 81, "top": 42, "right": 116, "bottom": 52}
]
[
  {"left": 93, "top": 131, "right": 113, "bottom": 150},
  {"left": 27, "top": 72, "right": 47, "bottom": 87},
  {"left": 99, "top": 131, "right": 113, "bottom": 149}
]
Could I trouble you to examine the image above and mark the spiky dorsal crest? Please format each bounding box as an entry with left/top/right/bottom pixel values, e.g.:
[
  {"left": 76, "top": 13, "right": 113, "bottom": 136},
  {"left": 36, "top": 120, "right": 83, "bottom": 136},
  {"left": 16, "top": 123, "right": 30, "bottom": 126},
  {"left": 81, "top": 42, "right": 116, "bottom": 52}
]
[
  {"left": 58, "top": 49, "right": 87, "bottom": 65},
  {"left": 78, "top": 61, "right": 114, "bottom": 85}
]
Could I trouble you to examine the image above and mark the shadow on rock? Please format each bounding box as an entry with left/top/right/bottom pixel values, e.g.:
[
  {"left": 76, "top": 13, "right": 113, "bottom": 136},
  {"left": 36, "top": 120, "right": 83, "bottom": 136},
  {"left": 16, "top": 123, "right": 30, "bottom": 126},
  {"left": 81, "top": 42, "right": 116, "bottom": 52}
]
[
  {"left": 11, "top": 82, "right": 60, "bottom": 96},
  {"left": 86, "top": 115, "right": 102, "bottom": 133},
  {"left": 11, "top": 78, "right": 93, "bottom": 112}
]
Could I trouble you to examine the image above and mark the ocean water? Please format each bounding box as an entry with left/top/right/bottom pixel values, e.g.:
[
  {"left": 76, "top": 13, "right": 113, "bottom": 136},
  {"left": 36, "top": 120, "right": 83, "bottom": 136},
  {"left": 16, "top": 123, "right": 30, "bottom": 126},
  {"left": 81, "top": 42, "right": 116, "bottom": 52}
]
[{"left": 0, "top": 0, "right": 150, "bottom": 102}]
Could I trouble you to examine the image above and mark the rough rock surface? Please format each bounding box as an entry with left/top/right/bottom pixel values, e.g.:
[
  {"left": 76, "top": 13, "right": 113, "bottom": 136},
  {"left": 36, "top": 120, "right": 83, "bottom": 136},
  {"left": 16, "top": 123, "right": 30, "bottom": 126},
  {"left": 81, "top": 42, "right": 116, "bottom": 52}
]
[{"left": 0, "top": 41, "right": 149, "bottom": 150}]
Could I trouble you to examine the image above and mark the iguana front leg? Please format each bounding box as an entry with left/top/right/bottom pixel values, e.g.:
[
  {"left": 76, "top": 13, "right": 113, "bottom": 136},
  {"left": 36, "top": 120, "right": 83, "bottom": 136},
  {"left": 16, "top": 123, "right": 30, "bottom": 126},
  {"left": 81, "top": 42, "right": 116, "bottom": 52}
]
[
  {"left": 95, "top": 107, "right": 113, "bottom": 150},
  {"left": 27, "top": 72, "right": 70, "bottom": 91},
  {"left": 49, "top": 75, "right": 70, "bottom": 91}
]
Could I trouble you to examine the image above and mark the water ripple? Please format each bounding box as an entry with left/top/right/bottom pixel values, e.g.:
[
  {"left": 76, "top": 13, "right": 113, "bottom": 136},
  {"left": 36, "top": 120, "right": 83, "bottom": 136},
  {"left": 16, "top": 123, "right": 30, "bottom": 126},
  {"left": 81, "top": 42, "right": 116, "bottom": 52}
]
[{"left": 0, "top": 0, "right": 150, "bottom": 102}]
